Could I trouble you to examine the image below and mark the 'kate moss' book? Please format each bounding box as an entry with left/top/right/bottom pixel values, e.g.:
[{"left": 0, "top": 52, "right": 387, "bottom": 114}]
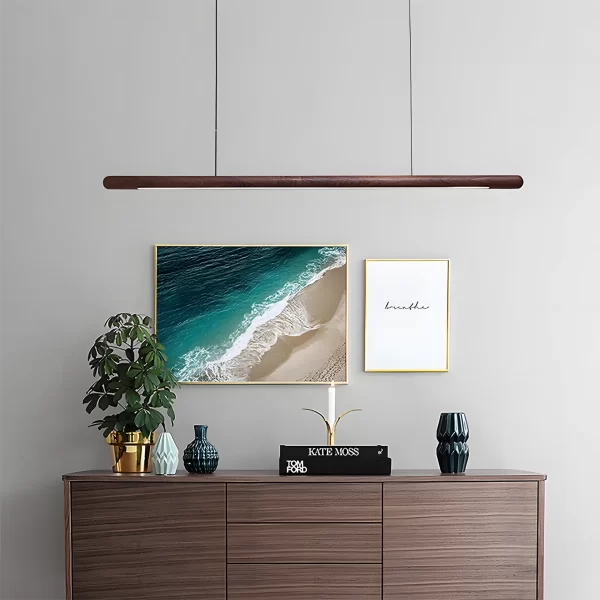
[{"left": 279, "top": 445, "right": 391, "bottom": 476}]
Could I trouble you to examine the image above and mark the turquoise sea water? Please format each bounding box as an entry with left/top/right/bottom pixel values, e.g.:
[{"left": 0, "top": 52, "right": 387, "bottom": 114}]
[{"left": 156, "top": 246, "right": 346, "bottom": 381}]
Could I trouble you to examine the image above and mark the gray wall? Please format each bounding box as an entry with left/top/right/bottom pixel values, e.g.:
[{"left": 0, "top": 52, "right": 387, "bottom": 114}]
[{"left": 1, "top": 1, "right": 600, "bottom": 599}]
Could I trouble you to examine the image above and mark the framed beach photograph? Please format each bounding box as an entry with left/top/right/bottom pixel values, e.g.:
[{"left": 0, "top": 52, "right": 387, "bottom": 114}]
[
  {"left": 364, "top": 259, "right": 449, "bottom": 372},
  {"left": 155, "top": 245, "right": 348, "bottom": 384}
]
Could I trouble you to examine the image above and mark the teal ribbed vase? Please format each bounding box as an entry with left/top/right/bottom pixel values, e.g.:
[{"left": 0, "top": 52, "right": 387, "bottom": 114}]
[
  {"left": 183, "top": 425, "right": 219, "bottom": 474},
  {"left": 436, "top": 412, "right": 469, "bottom": 473}
]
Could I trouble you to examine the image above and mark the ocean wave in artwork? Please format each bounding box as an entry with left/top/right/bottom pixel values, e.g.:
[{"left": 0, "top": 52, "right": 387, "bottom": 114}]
[{"left": 172, "top": 246, "right": 346, "bottom": 382}]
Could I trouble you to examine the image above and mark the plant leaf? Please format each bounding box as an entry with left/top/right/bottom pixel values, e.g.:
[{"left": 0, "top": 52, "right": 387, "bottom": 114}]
[
  {"left": 147, "top": 372, "right": 160, "bottom": 387},
  {"left": 144, "top": 411, "right": 153, "bottom": 432},
  {"left": 134, "top": 410, "right": 146, "bottom": 429},
  {"left": 148, "top": 408, "right": 164, "bottom": 429},
  {"left": 167, "top": 405, "right": 175, "bottom": 425},
  {"left": 85, "top": 397, "right": 98, "bottom": 413},
  {"left": 83, "top": 393, "right": 96, "bottom": 404},
  {"left": 125, "top": 388, "right": 140, "bottom": 407},
  {"left": 133, "top": 373, "right": 143, "bottom": 389},
  {"left": 99, "top": 395, "right": 112, "bottom": 410},
  {"left": 127, "top": 364, "right": 142, "bottom": 378},
  {"left": 143, "top": 376, "right": 153, "bottom": 394}
]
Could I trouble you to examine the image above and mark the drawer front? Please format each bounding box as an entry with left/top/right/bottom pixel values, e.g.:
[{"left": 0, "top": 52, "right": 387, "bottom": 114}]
[
  {"left": 384, "top": 482, "right": 538, "bottom": 600},
  {"left": 228, "top": 523, "right": 382, "bottom": 563},
  {"left": 70, "top": 482, "right": 225, "bottom": 600},
  {"left": 227, "top": 483, "right": 382, "bottom": 522},
  {"left": 228, "top": 564, "right": 381, "bottom": 600}
]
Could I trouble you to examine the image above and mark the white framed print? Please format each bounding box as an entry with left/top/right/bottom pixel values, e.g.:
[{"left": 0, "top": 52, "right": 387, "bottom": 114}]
[{"left": 364, "top": 259, "right": 450, "bottom": 372}]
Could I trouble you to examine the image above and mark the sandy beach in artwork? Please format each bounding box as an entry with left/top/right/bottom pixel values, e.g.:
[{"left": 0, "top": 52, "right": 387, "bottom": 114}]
[
  {"left": 158, "top": 245, "right": 347, "bottom": 383},
  {"left": 250, "top": 264, "right": 347, "bottom": 382}
]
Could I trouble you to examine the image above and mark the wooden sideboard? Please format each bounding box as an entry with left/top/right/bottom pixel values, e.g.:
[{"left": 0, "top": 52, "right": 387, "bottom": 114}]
[{"left": 64, "top": 470, "right": 546, "bottom": 600}]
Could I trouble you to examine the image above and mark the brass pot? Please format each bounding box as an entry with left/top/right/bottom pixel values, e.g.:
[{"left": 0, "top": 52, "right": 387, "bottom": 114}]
[{"left": 106, "top": 431, "right": 156, "bottom": 473}]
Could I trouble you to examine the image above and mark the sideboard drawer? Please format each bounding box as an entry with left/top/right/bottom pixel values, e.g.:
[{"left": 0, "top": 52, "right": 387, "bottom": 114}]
[
  {"left": 384, "top": 481, "right": 539, "bottom": 600},
  {"left": 228, "top": 523, "right": 382, "bottom": 563},
  {"left": 227, "top": 483, "right": 382, "bottom": 522},
  {"left": 228, "top": 564, "right": 381, "bottom": 600},
  {"left": 69, "top": 482, "right": 225, "bottom": 600}
]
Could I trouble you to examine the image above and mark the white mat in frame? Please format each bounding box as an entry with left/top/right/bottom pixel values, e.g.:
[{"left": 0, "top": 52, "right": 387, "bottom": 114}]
[{"left": 364, "top": 259, "right": 450, "bottom": 372}]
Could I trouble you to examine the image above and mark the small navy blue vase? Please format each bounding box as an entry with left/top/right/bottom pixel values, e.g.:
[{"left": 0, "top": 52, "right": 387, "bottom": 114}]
[
  {"left": 436, "top": 412, "right": 469, "bottom": 473},
  {"left": 183, "top": 425, "right": 219, "bottom": 474}
]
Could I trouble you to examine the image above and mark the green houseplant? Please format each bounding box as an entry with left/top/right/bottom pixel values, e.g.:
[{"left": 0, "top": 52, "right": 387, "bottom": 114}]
[{"left": 83, "top": 313, "right": 177, "bottom": 472}]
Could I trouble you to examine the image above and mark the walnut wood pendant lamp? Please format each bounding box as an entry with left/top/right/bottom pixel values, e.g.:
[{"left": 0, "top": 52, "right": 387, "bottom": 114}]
[
  {"left": 103, "top": 4, "right": 522, "bottom": 192},
  {"left": 103, "top": 175, "right": 523, "bottom": 190}
]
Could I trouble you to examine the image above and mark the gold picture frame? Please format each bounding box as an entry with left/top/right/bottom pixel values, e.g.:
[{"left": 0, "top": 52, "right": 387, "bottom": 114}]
[
  {"left": 364, "top": 259, "right": 450, "bottom": 373},
  {"left": 155, "top": 244, "right": 349, "bottom": 385}
]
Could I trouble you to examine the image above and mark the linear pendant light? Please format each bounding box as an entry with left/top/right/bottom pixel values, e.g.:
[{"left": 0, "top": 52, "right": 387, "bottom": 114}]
[
  {"left": 103, "top": 4, "right": 524, "bottom": 192},
  {"left": 103, "top": 175, "right": 523, "bottom": 190}
]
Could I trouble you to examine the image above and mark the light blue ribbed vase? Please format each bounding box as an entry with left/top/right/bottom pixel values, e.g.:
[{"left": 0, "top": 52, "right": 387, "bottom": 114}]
[
  {"left": 183, "top": 425, "right": 219, "bottom": 474},
  {"left": 152, "top": 432, "right": 179, "bottom": 475}
]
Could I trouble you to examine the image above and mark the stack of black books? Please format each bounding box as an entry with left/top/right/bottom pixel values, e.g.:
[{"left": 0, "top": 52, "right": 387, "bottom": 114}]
[{"left": 279, "top": 445, "right": 391, "bottom": 476}]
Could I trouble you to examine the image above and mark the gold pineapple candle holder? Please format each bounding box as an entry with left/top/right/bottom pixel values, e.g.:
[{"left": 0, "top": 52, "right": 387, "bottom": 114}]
[{"left": 302, "top": 408, "right": 361, "bottom": 446}]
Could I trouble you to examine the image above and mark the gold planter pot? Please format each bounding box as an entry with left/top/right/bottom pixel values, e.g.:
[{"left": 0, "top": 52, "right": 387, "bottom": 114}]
[{"left": 106, "top": 431, "right": 156, "bottom": 473}]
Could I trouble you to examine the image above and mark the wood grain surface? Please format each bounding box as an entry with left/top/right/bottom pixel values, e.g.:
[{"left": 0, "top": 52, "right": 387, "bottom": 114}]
[
  {"left": 63, "top": 469, "right": 546, "bottom": 483},
  {"left": 103, "top": 175, "right": 524, "bottom": 189},
  {"left": 64, "top": 481, "right": 72, "bottom": 600},
  {"left": 384, "top": 481, "right": 538, "bottom": 600},
  {"left": 227, "top": 564, "right": 381, "bottom": 600},
  {"left": 227, "top": 523, "right": 382, "bottom": 563},
  {"left": 70, "top": 482, "right": 225, "bottom": 600},
  {"left": 227, "top": 483, "right": 382, "bottom": 522},
  {"left": 65, "top": 473, "right": 545, "bottom": 600},
  {"left": 537, "top": 480, "right": 545, "bottom": 600}
]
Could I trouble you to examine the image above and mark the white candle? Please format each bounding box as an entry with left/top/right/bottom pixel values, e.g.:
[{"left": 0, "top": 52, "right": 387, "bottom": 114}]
[{"left": 328, "top": 381, "right": 336, "bottom": 427}]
